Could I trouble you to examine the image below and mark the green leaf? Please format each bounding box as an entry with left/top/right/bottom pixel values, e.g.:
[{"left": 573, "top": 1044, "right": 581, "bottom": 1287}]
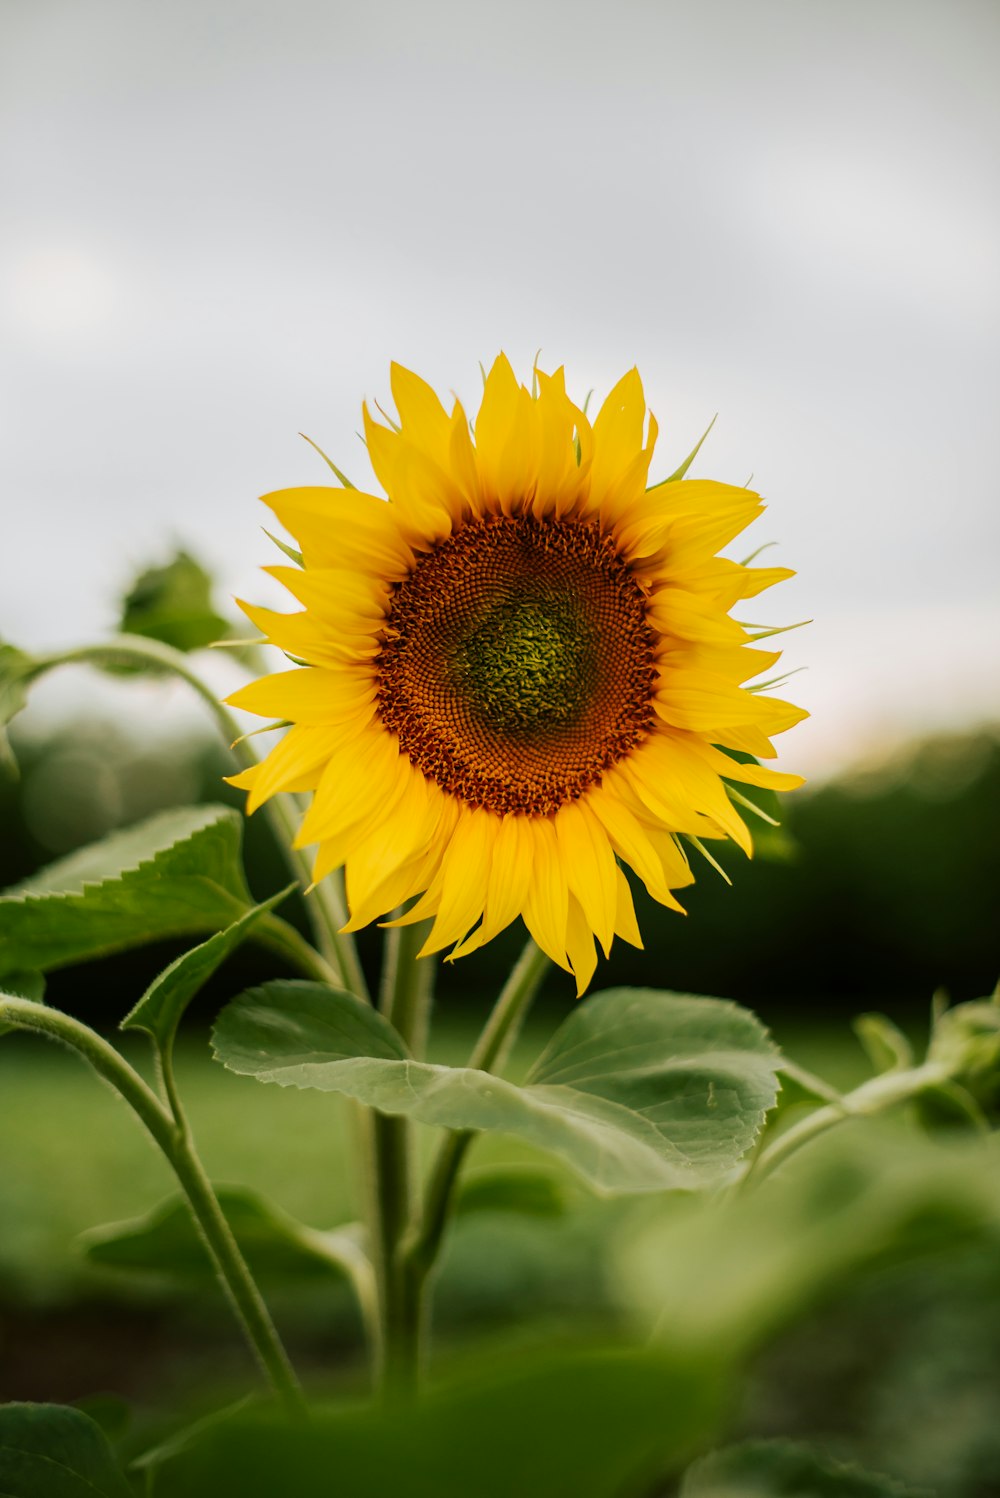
[
  {"left": 454, "top": 1165, "right": 571, "bottom": 1220},
  {"left": 0, "top": 1403, "right": 132, "bottom": 1497},
  {"left": 121, "top": 886, "right": 295, "bottom": 1049},
  {"left": 621, "top": 1124, "right": 1000, "bottom": 1359},
  {"left": 119, "top": 550, "right": 232, "bottom": 654},
  {"left": 213, "top": 984, "right": 781, "bottom": 1194},
  {"left": 0, "top": 805, "right": 254, "bottom": 972},
  {"left": 80, "top": 1187, "right": 356, "bottom": 1285},
  {"left": 681, "top": 1439, "right": 930, "bottom": 1497},
  {"left": 153, "top": 1344, "right": 722, "bottom": 1498}
]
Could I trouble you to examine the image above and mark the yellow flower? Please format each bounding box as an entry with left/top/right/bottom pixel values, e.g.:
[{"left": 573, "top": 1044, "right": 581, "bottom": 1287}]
[{"left": 228, "top": 358, "right": 806, "bottom": 992}]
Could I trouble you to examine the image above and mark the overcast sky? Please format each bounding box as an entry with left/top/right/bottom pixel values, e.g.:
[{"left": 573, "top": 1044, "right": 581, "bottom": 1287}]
[{"left": 2, "top": 0, "right": 998, "bottom": 779}]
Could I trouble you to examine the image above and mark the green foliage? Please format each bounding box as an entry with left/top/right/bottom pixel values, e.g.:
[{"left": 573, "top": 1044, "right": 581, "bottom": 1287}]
[
  {"left": 119, "top": 550, "right": 232, "bottom": 654},
  {"left": 0, "top": 641, "right": 37, "bottom": 775},
  {"left": 852, "top": 1013, "right": 913, "bottom": 1074},
  {"left": 0, "top": 1403, "right": 132, "bottom": 1497},
  {"left": 80, "top": 1187, "right": 357, "bottom": 1285},
  {"left": 212, "top": 982, "right": 781, "bottom": 1193},
  {"left": 454, "top": 1164, "right": 570, "bottom": 1219},
  {"left": 152, "top": 1345, "right": 722, "bottom": 1498},
  {"left": 121, "top": 887, "right": 295, "bottom": 1050},
  {"left": 621, "top": 1124, "right": 1000, "bottom": 1357},
  {"left": 926, "top": 992, "right": 1000, "bottom": 1119},
  {"left": 0, "top": 805, "right": 254, "bottom": 971},
  {"left": 681, "top": 1439, "right": 928, "bottom": 1497}
]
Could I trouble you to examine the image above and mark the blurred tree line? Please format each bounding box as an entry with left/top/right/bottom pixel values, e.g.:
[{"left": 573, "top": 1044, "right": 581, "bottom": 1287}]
[{"left": 1, "top": 719, "right": 997, "bottom": 1030}]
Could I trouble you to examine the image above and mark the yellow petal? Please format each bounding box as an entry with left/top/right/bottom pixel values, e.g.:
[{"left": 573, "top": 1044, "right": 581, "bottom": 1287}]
[
  {"left": 246, "top": 724, "right": 344, "bottom": 814},
  {"left": 521, "top": 818, "right": 571, "bottom": 971},
  {"left": 553, "top": 801, "right": 617, "bottom": 957},
  {"left": 262, "top": 486, "right": 413, "bottom": 577},
  {"left": 613, "top": 867, "right": 643, "bottom": 948},
  {"left": 474, "top": 354, "right": 536, "bottom": 513},
  {"left": 226, "top": 666, "right": 376, "bottom": 723},
  {"left": 390, "top": 362, "right": 451, "bottom": 466},
  {"left": 564, "top": 895, "right": 598, "bottom": 997},
  {"left": 587, "top": 368, "right": 647, "bottom": 521},
  {"left": 363, "top": 403, "right": 454, "bottom": 545},
  {"left": 587, "top": 781, "right": 687, "bottom": 908},
  {"left": 419, "top": 808, "right": 498, "bottom": 956},
  {"left": 627, "top": 734, "right": 752, "bottom": 855}
]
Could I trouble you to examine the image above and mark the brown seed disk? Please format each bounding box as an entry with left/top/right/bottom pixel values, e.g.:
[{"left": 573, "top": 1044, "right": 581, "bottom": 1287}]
[{"left": 375, "top": 513, "right": 657, "bottom": 816}]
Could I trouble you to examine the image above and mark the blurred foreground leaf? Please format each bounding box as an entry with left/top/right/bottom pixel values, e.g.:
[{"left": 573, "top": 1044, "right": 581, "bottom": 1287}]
[
  {"left": 213, "top": 983, "right": 780, "bottom": 1193},
  {"left": 621, "top": 1124, "right": 1000, "bottom": 1357},
  {"left": 119, "top": 550, "right": 232, "bottom": 654},
  {"left": 0, "top": 1403, "right": 131, "bottom": 1497},
  {"left": 80, "top": 1187, "right": 358, "bottom": 1286},
  {"left": 154, "top": 1344, "right": 722, "bottom": 1498},
  {"left": 0, "top": 805, "right": 254, "bottom": 971},
  {"left": 681, "top": 1439, "right": 928, "bottom": 1497}
]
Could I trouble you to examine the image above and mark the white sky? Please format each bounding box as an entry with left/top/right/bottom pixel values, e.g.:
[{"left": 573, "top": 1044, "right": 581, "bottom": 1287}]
[{"left": 2, "top": 0, "right": 998, "bottom": 780}]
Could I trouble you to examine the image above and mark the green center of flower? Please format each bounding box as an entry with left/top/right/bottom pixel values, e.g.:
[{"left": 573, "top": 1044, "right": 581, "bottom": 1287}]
[
  {"left": 375, "top": 514, "right": 656, "bottom": 817},
  {"left": 451, "top": 594, "right": 597, "bottom": 734}
]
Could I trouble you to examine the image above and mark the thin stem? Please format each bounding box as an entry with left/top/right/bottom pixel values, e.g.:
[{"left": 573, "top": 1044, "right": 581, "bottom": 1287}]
[
  {"left": 401, "top": 938, "right": 550, "bottom": 1298},
  {"left": 0, "top": 994, "right": 305, "bottom": 1415},
  {"left": 31, "top": 636, "right": 367, "bottom": 998},
  {"left": 254, "top": 912, "right": 341, "bottom": 985},
  {"left": 749, "top": 1059, "right": 951, "bottom": 1185},
  {"left": 366, "top": 920, "right": 435, "bottom": 1400}
]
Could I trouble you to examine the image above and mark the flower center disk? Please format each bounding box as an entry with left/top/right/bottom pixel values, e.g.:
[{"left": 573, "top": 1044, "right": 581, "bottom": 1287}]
[{"left": 375, "top": 515, "right": 657, "bottom": 816}]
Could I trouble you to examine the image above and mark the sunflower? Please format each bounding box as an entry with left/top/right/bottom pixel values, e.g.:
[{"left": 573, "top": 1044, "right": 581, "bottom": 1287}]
[{"left": 228, "top": 358, "right": 806, "bottom": 992}]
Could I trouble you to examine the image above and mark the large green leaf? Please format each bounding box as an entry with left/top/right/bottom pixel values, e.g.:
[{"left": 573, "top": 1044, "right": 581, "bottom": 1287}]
[
  {"left": 213, "top": 983, "right": 781, "bottom": 1193},
  {"left": 0, "top": 1403, "right": 132, "bottom": 1497},
  {"left": 681, "top": 1440, "right": 928, "bottom": 1497},
  {"left": 153, "top": 1344, "right": 722, "bottom": 1498},
  {"left": 121, "top": 887, "right": 295, "bottom": 1049},
  {"left": 0, "top": 805, "right": 254, "bottom": 971},
  {"left": 80, "top": 1187, "right": 359, "bottom": 1286}
]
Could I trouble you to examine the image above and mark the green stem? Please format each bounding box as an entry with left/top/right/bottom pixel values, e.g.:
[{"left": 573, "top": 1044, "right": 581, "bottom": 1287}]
[
  {"left": 31, "top": 636, "right": 367, "bottom": 999},
  {"left": 749, "top": 1059, "right": 951, "bottom": 1185},
  {"left": 0, "top": 994, "right": 305, "bottom": 1416},
  {"left": 254, "top": 912, "right": 340, "bottom": 985},
  {"left": 400, "top": 938, "right": 550, "bottom": 1324},
  {"left": 367, "top": 920, "right": 435, "bottom": 1400}
]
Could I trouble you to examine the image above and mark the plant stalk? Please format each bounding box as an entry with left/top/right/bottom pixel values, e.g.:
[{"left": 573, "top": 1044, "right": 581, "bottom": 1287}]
[
  {"left": 0, "top": 994, "right": 305, "bottom": 1416},
  {"left": 400, "top": 938, "right": 550, "bottom": 1330},
  {"left": 749, "top": 1059, "right": 952, "bottom": 1184},
  {"left": 366, "top": 920, "right": 435, "bottom": 1400}
]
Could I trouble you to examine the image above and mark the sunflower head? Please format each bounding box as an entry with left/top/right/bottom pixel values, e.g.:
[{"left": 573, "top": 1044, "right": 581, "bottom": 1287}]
[{"left": 228, "top": 357, "right": 806, "bottom": 992}]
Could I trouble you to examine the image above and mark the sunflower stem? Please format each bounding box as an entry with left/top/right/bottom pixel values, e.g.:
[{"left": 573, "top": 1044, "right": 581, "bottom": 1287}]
[
  {"left": 367, "top": 919, "right": 435, "bottom": 1400},
  {"left": 746, "top": 1060, "right": 952, "bottom": 1186},
  {"left": 398, "top": 938, "right": 550, "bottom": 1350},
  {"left": 29, "top": 636, "right": 367, "bottom": 999},
  {"left": 0, "top": 994, "right": 305, "bottom": 1417}
]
